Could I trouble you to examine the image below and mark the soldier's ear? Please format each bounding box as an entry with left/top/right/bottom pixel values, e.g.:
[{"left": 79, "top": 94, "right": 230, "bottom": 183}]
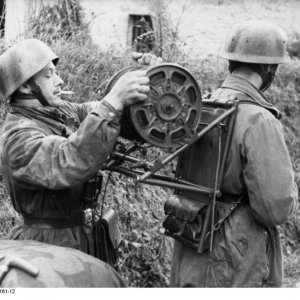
[{"left": 19, "top": 82, "right": 32, "bottom": 94}]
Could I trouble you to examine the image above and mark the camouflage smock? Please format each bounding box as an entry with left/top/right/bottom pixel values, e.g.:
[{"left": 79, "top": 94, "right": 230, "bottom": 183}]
[
  {"left": 0, "top": 99, "right": 121, "bottom": 256},
  {"left": 170, "top": 74, "right": 298, "bottom": 287},
  {"left": 0, "top": 240, "right": 126, "bottom": 287}
]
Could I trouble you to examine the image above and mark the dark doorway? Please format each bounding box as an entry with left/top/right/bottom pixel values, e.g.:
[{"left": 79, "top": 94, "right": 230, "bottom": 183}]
[{"left": 129, "top": 14, "right": 154, "bottom": 53}]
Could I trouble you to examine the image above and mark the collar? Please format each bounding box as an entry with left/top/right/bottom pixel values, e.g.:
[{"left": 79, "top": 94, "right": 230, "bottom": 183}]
[
  {"left": 9, "top": 104, "right": 77, "bottom": 136},
  {"left": 221, "top": 74, "right": 281, "bottom": 119}
]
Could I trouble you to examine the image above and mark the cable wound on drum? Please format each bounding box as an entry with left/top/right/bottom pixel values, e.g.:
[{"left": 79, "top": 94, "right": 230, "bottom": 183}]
[{"left": 105, "top": 63, "right": 202, "bottom": 151}]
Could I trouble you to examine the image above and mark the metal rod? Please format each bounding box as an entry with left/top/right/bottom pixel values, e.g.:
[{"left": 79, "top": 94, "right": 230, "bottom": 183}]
[
  {"left": 137, "top": 106, "right": 237, "bottom": 182},
  {"left": 105, "top": 144, "right": 139, "bottom": 168},
  {"left": 197, "top": 126, "right": 223, "bottom": 254},
  {"left": 111, "top": 151, "right": 155, "bottom": 169},
  {"left": 217, "top": 103, "right": 238, "bottom": 188},
  {"left": 140, "top": 178, "right": 214, "bottom": 194},
  {"left": 197, "top": 200, "right": 212, "bottom": 253},
  {"left": 109, "top": 166, "right": 219, "bottom": 195},
  {"left": 209, "top": 126, "right": 222, "bottom": 251},
  {"left": 111, "top": 152, "right": 141, "bottom": 164}
]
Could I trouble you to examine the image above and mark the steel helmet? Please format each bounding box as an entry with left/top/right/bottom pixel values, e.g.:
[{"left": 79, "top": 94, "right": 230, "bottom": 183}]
[
  {"left": 0, "top": 39, "right": 59, "bottom": 100},
  {"left": 220, "top": 20, "right": 287, "bottom": 64}
]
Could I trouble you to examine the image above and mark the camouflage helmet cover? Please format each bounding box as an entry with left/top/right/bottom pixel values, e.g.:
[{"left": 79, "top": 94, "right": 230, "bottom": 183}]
[
  {"left": 0, "top": 39, "right": 59, "bottom": 100},
  {"left": 220, "top": 20, "right": 288, "bottom": 64}
]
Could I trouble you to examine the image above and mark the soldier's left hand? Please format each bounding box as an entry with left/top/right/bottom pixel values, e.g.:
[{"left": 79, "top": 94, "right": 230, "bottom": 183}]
[{"left": 132, "top": 52, "right": 163, "bottom": 66}]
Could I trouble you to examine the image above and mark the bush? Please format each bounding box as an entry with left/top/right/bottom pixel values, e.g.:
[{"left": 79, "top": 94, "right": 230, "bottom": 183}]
[
  {"left": 25, "top": 0, "right": 84, "bottom": 43},
  {"left": 287, "top": 31, "right": 300, "bottom": 59}
]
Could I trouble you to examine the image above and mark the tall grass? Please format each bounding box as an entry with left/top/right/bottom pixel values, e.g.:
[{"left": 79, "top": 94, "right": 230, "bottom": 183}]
[{"left": 0, "top": 0, "right": 299, "bottom": 287}]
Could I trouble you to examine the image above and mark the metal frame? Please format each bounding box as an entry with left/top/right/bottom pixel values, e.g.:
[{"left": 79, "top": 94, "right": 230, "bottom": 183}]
[{"left": 104, "top": 101, "right": 239, "bottom": 252}]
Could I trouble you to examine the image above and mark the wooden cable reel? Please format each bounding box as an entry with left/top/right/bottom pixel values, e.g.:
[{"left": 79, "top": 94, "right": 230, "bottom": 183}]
[{"left": 104, "top": 63, "right": 202, "bottom": 151}]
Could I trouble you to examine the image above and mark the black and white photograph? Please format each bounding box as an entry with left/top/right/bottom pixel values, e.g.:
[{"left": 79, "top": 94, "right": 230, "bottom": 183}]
[{"left": 0, "top": 0, "right": 299, "bottom": 294}]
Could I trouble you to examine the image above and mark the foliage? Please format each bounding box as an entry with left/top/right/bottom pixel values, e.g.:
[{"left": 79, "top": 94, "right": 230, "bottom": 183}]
[
  {"left": 100, "top": 171, "right": 173, "bottom": 287},
  {"left": 287, "top": 30, "right": 300, "bottom": 59},
  {"left": 0, "top": 0, "right": 299, "bottom": 288},
  {"left": 25, "top": 0, "right": 85, "bottom": 44},
  {"left": 146, "top": 0, "right": 190, "bottom": 64}
]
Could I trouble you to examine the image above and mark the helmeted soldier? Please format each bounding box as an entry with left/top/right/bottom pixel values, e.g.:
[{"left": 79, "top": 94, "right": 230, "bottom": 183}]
[
  {"left": 0, "top": 39, "right": 158, "bottom": 261},
  {"left": 168, "top": 20, "right": 298, "bottom": 287}
]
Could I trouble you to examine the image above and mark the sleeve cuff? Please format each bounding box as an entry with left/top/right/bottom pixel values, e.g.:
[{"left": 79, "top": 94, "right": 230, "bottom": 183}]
[
  {"left": 89, "top": 99, "right": 123, "bottom": 122},
  {"left": 101, "top": 99, "right": 123, "bottom": 118}
]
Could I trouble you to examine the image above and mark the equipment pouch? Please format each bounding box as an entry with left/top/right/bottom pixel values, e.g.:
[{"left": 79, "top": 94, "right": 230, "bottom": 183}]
[
  {"left": 94, "top": 208, "right": 122, "bottom": 266},
  {"left": 163, "top": 196, "right": 210, "bottom": 251}
]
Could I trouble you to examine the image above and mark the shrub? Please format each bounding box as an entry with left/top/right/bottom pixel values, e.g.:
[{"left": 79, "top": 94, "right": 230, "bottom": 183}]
[
  {"left": 25, "top": 0, "right": 85, "bottom": 43},
  {"left": 287, "top": 31, "right": 300, "bottom": 59}
]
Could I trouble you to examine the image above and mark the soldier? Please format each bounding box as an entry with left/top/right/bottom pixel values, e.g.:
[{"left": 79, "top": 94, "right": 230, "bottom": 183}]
[
  {"left": 169, "top": 20, "right": 298, "bottom": 287},
  {"left": 0, "top": 39, "right": 159, "bottom": 260}
]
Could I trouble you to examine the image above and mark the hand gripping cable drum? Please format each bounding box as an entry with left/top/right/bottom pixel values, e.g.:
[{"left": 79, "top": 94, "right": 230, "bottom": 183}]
[{"left": 104, "top": 63, "right": 202, "bottom": 151}]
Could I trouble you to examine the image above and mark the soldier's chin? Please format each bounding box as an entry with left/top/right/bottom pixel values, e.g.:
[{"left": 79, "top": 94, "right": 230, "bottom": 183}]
[
  {"left": 49, "top": 96, "right": 63, "bottom": 107},
  {"left": 54, "top": 93, "right": 62, "bottom": 99},
  {"left": 54, "top": 94, "right": 63, "bottom": 103}
]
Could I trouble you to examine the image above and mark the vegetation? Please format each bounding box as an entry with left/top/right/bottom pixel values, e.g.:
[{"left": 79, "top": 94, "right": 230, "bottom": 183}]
[{"left": 0, "top": 0, "right": 299, "bottom": 287}]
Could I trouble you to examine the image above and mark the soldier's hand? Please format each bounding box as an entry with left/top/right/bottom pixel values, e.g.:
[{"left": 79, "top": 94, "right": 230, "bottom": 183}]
[
  {"left": 104, "top": 70, "right": 150, "bottom": 111},
  {"left": 132, "top": 52, "right": 163, "bottom": 66}
]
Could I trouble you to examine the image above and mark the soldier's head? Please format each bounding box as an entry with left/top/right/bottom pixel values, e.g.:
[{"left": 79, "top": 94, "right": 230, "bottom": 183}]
[
  {"left": 0, "top": 39, "right": 64, "bottom": 107},
  {"left": 219, "top": 20, "right": 287, "bottom": 91}
]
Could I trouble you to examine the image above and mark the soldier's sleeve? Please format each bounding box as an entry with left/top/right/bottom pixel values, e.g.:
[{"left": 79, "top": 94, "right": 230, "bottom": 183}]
[
  {"left": 5, "top": 100, "right": 121, "bottom": 189},
  {"left": 59, "top": 100, "right": 105, "bottom": 122},
  {"left": 243, "top": 112, "right": 298, "bottom": 226}
]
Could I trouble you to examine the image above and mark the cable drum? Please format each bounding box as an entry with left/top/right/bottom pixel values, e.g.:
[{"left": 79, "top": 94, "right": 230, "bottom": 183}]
[{"left": 104, "top": 63, "right": 202, "bottom": 151}]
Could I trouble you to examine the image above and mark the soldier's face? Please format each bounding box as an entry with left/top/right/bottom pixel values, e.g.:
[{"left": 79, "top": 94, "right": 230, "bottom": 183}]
[{"left": 32, "top": 62, "right": 64, "bottom": 107}]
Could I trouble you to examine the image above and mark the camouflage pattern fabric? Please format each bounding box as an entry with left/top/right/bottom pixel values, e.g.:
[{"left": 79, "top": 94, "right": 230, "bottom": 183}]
[
  {"left": 170, "top": 74, "right": 298, "bottom": 287},
  {"left": 0, "top": 240, "right": 126, "bottom": 287},
  {"left": 0, "top": 100, "right": 121, "bottom": 256}
]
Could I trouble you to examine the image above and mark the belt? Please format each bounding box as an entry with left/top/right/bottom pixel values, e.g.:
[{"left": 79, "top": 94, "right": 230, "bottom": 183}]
[{"left": 23, "top": 211, "right": 86, "bottom": 229}]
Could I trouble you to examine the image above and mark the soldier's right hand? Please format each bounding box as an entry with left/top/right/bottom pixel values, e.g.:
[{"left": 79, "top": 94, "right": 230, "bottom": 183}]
[{"left": 104, "top": 70, "right": 150, "bottom": 111}]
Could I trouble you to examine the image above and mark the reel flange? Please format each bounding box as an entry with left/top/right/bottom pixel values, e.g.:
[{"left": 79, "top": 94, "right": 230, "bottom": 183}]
[{"left": 105, "top": 63, "right": 202, "bottom": 150}]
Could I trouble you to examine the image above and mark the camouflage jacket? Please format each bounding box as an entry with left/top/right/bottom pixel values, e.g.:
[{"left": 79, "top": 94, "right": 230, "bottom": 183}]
[
  {"left": 170, "top": 74, "right": 298, "bottom": 287},
  {"left": 0, "top": 99, "right": 121, "bottom": 254},
  {"left": 0, "top": 240, "right": 126, "bottom": 287}
]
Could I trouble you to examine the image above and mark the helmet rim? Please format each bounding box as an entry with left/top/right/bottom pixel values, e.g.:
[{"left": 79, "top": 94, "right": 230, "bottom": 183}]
[{"left": 219, "top": 20, "right": 288, "bottom": 65}]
